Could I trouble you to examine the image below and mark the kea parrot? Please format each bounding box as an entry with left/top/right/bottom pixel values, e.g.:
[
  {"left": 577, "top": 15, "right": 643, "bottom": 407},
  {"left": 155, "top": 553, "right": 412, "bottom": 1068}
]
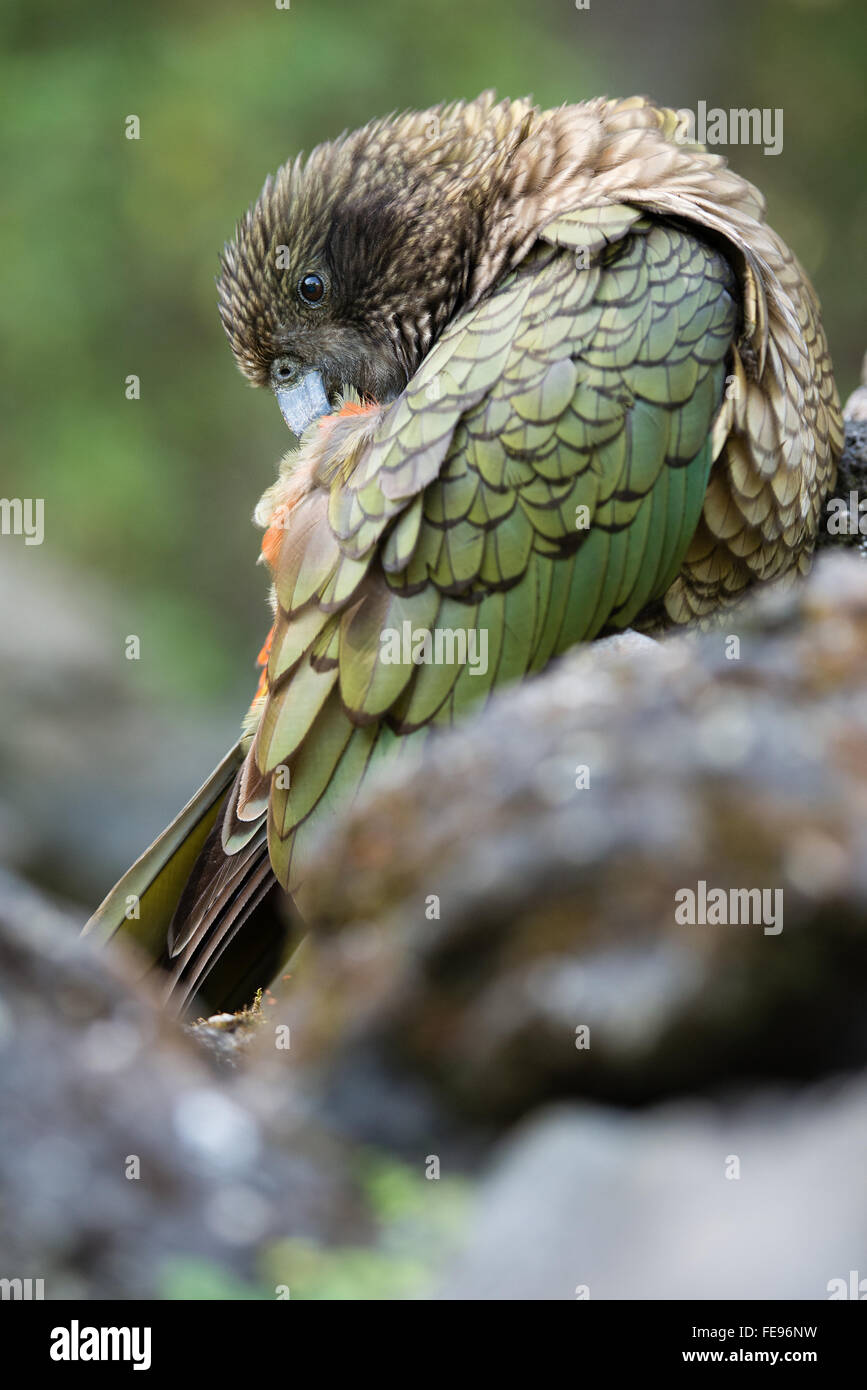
[{"left": 85, "top": 93, "right": 843, "bottom": 1015}]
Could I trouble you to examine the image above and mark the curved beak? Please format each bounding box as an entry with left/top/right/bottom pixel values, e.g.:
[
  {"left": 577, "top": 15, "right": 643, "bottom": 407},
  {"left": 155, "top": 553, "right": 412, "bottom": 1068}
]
[{"left": 274, "top": 370, "right": 331, "bottom": 437}]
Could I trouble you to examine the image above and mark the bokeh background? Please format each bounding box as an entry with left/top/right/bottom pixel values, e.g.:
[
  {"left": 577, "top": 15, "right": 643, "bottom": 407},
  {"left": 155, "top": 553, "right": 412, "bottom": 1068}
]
[{"left": 2, "top": 0, "right": 865, "bottom": 910}]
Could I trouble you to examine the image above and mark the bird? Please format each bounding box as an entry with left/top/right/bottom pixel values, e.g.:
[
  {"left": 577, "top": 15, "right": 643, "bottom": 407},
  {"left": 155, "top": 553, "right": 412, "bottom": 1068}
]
[{"left": 84, "top": 92, "right": 843, "bottom": 1015}]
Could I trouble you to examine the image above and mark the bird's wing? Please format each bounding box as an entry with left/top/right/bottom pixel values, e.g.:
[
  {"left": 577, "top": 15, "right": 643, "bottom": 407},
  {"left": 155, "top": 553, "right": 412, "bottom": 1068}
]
[{"left": 241, "top": 206, "right": 738, "bottom": 899}]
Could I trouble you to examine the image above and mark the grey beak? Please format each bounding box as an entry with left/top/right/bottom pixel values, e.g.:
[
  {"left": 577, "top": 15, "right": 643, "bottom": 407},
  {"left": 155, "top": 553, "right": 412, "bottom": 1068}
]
[{"left": 274, "top": 370, "right": 331, "bottom": 437}]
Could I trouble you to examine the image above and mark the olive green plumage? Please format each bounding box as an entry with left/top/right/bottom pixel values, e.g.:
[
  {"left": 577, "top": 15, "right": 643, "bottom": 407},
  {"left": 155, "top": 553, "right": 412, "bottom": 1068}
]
[
  {"left": 85, "top": 93, "right": 841, "bottom": 1013},
  {"left": 253, "top": 212, "right": 736, "bottom": 902}
]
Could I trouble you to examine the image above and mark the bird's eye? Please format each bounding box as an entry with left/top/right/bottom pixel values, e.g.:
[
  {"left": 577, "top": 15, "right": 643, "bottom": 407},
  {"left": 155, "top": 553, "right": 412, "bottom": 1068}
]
[{"left": 297, "top": 273, "right": 326, "bottom": 306}]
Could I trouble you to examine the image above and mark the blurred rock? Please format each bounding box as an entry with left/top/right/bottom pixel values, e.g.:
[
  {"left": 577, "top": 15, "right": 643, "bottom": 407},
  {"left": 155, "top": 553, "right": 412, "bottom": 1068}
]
[
  {"left": 5, "top": 507, "right": 867, "bottom": 1300},
  {"left": 816, "top": 405, "right": 867, "bottom": 553},
  {"left": 0, "top": 868, "right": 365, "bottom": 1299},
  {"left": 440, "top": 1080, "right": 867, "bottom": 1300},
  {"left": 0, "top": 550, "right": 246, "bottom": 909},
  {"left": 266, "top": 552, "right": 867, "bottom": 1144},
  {"left": 187, "top": 1008, "right": 268, "bottom": 1070}
]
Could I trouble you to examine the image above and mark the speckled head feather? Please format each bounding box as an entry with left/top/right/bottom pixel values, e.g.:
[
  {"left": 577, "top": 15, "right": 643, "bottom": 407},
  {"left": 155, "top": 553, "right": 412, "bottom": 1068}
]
[{"left": 216, "top": 92, "right": 550, "bottom": 402}]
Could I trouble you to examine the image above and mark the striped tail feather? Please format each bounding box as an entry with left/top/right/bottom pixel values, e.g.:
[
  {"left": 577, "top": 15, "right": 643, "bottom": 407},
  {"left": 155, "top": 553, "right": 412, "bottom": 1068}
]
[
  {"left": 159, "top": 814, "right": 303, "bottom": 1016},
  {"left": 83, "top": 742, "right": 301, "bottom": 1015}
]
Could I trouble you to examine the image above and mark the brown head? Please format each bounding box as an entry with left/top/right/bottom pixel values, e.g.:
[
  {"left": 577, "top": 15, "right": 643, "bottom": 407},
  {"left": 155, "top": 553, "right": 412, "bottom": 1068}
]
[{"left": 217, "top": 93, "right": 545, "bottom": 435}]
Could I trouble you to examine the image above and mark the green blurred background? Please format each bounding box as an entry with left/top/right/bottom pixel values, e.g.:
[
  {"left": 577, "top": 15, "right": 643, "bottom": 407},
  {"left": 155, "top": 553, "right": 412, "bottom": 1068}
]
[{"left": 1, "top": 0, "right": 865, "bottom": 903}]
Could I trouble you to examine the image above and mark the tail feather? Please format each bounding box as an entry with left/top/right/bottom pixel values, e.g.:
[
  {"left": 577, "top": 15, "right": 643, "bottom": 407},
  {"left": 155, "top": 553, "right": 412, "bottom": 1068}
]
[
  {"left": 168, "top": 820, "right": 269, "bottom": 955},
  {"left": 83, "top": 742, "right": 246, "bottom": 959},
  {"left": 84, "top": 741, "right": 303, "bottom": 1015},
  {"left": 161, "top": 840, "right": 295, "bottom": 1014}
]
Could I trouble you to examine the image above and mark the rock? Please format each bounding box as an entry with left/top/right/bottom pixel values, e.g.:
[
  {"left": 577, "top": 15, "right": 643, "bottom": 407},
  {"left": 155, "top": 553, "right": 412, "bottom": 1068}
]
[
  {"left": 816, "top": 414, "right": 867, "bottom": 553},
  {"left": 7, "top": 471, "right": 867, "bottom": 1298},
  {"left": 440, "top": 1080, "right": 867, "bottom": 1300},
  {"left": 263, "top": 553, "right": 867, "bottom": 1144},
  {"left": 0, "top": 550, "right": 245, "bottom": 906},
  {"left": 816, "top": 387, "right": 867, "bottom": 552},
  {"left": 186, "top": 1007, "right": 268, "bottom": 1070},
  {"left": 0, "top": 869, "right": 365, "bottom": 1299}
]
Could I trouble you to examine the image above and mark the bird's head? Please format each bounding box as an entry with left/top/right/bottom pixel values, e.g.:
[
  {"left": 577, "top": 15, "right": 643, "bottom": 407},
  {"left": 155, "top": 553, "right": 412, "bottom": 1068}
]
[{"left": 217, "top": 94, "right": 540, "bottom": 436}]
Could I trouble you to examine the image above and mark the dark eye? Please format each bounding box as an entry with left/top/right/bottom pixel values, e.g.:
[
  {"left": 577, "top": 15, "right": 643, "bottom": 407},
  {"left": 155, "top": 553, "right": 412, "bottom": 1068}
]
[{"left": 297, "top": 272, "right": 326, "bottom": 306}]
